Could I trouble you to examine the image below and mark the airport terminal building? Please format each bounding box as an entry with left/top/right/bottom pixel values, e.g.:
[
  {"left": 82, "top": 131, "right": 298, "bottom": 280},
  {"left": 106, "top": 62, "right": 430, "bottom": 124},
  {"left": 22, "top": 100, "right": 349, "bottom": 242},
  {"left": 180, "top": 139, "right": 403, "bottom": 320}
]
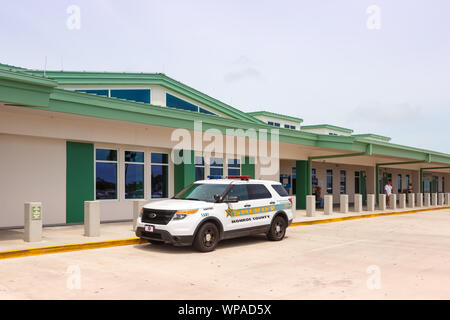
[{"left": 1, "top": 63, "right": 449, "bottom": 228}]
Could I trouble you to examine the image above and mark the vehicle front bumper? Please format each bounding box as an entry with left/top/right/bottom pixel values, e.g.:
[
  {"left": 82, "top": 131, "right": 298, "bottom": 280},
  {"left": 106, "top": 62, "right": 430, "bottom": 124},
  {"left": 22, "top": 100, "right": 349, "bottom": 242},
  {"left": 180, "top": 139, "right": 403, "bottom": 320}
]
[{"left": 135, "top": 227, "right": 194, "bottom": 246}]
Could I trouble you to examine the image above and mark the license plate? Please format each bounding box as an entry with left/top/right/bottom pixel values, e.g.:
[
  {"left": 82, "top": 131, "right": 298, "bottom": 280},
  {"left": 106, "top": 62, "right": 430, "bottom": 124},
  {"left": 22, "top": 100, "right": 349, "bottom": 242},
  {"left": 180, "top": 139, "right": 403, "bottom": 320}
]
[{"left": 144, "top": 225, "right": 154, "bottom": 232}]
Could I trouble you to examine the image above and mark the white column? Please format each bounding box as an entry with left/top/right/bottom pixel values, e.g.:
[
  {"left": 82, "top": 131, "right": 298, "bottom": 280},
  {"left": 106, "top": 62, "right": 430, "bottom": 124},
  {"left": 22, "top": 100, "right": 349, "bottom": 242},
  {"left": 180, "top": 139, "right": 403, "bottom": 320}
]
[
  {"left": 367, "top": 194, "right": 375, "bottom": 211},
  {"left": 416, "top": 193, "right": 423, "bottom": 207},
  {"left": 354, "top": 194, "right": 363, "bottom": 213},
  {"left": 84, "top": 201, "right": 100, "bottom": 237},
  {"left": 306, "top": 195, "right": 316, "bottom": 217},
  {"left": 390, "top": 194, "right": 397, "bottom": 210},
  {"left": 398, "top": 194, "right": 406, "bottom": 209},
  {"left": 438, "top": 193, "right": 444, "bottom": 206},
  {"left": 408, "top": 193, "right": 415, "bottom": 208},
  {"left": 424, "top": 193, "right": 431, "bottom": 207},
  {"left": 133, "top": 200, "right": 148, "bottom": 231},
  {"left": 24, "top": 202, "right": 43, "bottom": 242},
  {"left": 431, "top": 193, "right": 438, "bottom": 206},
  {"left": 445, "top": 193, "right": 450, "bottom": 206},
  {"left": 340, "top": 194, "right": 349, "bottom": 213},
  {"left": 324, "top": 195, "right": 333, "bottom": 215},
  {"left": 378, "top": 194, "right": 386, "bottom": 211}
]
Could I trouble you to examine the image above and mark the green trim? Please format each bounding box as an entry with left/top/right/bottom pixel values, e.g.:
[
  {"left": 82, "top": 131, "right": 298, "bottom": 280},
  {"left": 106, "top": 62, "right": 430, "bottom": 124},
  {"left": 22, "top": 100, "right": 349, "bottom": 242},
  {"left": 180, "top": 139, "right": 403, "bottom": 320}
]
[
  {"left": 241, "top": 156, "right": 255, "bottom": 179},
  {"left": 302, "top": 124, "right": 354, "bottom": 134},
  {"left": 247, "top": 111, "right": 303, "bottom": 123},
  {"left": 353, "top": 134, "right": 391, "bottom": 142},
  {"left": 66, "top": 141, "right": 94, "bottom": 223},
  {"left": 173, "top": 150, "right": 195, "bottom": 194}
]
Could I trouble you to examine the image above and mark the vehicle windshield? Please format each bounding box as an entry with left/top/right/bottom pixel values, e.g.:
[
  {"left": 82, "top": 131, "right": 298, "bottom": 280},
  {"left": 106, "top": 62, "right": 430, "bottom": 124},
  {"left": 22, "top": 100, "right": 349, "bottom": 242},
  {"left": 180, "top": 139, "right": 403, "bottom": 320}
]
[{"left": 174, "top": 183, "right": 229, "bottom": 202}]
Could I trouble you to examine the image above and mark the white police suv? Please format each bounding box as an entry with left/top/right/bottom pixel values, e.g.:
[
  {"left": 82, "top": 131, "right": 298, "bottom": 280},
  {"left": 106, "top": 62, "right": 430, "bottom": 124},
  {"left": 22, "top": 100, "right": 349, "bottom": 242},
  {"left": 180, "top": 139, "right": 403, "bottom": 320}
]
[{"left": 135, "top": 176, "right": 294, "bottom": 252}]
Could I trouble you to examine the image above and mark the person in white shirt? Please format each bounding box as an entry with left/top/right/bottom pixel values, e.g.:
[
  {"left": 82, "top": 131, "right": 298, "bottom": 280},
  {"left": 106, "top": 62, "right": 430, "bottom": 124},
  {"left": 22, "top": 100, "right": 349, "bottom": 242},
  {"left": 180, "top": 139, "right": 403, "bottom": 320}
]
[{"left": 384, "top": 180, "right": 393, "bottom": 207}]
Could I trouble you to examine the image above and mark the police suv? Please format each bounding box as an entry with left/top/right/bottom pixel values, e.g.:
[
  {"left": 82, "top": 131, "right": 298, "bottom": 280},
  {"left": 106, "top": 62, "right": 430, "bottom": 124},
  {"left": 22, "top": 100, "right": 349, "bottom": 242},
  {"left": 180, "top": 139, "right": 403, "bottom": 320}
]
[{"left": 135, "top": 176, "right": 294, "bottom": 252}]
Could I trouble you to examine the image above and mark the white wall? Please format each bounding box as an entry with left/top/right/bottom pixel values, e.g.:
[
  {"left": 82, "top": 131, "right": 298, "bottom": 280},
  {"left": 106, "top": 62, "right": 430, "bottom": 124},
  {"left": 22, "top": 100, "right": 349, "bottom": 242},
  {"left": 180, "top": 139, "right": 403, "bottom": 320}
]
[{"left": 0, "top": 134, "right": 66, "bottom": 228}]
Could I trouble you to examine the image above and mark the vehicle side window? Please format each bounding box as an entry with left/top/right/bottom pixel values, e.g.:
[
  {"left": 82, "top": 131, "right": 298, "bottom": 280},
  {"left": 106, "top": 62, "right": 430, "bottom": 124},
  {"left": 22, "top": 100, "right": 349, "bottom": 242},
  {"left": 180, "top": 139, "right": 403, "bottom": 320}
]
[
  {"left": 227, "top": 185, "right": 249, "bottom": 201},
  {"left": 247, "top": 184, "right": 272, "bottom": 200},
  {"left": 271, "top": 184, "right": 289, "bottom": 197}
]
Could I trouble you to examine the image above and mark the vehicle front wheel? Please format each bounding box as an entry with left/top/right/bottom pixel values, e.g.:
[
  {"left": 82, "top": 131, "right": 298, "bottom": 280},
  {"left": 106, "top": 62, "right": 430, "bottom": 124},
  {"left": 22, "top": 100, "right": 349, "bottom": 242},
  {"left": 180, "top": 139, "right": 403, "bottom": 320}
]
[
  {"left": 193, "top": 222, "right": 219, "bottom": 252},
  {"left": 267, "top": 215, "right": 287, "bottom": 241}
]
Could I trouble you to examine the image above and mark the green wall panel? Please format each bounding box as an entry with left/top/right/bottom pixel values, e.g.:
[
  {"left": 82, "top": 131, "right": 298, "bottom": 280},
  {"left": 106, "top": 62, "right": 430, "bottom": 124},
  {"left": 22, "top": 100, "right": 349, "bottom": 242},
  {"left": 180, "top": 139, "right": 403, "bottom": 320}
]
[
  {"left": 174, "top": 150, "right": 196, "bottom": 194},
  {"left": 296, "top": 160, "right": 309, "bottom": 210},
  {"left": 241, "top": 156, "right": 255, "bottom": 179},
  {"left": 66, "top": 141, "right": 94, "bottom": 223}
]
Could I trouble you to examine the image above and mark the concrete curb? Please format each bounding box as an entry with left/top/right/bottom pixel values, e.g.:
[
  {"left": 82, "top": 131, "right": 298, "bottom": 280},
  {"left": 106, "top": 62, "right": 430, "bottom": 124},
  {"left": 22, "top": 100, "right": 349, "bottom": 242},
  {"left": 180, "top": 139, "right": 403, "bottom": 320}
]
[
  {"left": 0, "top": 238, "right": 146, "bottom": 260},
  {"left": 290, "top": 206, "right": 450, "bottom": 227},
  {"left": 1, "top": 206, "right": 449, "bottom": 260}
]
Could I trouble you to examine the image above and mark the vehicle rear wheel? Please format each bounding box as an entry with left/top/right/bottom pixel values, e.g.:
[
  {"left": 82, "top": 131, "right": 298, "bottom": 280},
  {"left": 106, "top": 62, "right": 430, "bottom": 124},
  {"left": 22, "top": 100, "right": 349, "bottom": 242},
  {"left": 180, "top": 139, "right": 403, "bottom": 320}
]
[
  {"left": 193, "top": 222, "right": 219, "bottom": 252},
  {"left": 267, "top": 215, "right": 286, "bottom": 241},
  {"left": 148, "top": 240, "right": 164, "bottom": 245}
]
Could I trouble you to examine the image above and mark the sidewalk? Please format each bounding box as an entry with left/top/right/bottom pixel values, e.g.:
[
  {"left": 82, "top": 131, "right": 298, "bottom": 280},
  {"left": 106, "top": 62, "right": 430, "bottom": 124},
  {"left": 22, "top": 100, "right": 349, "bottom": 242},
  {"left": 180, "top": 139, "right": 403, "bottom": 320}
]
[{"left": 1, "top": 205, "right": 449, "bottom": 254}]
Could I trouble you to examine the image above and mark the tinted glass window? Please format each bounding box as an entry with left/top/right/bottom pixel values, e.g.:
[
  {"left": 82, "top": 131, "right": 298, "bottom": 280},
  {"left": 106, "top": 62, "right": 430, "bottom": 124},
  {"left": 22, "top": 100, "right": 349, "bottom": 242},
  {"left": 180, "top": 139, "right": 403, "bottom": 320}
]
[
  {"left": 227, "top": 185, "right": 249, "bottom": 201},
  {"left": 151, "top": 164, "right": 168, "bottom": 198},
  {"left": 248, "top": 184, "right": 272, "bottom": 200},
  {"left": 96, "top": 162, "right": 117, "bottom": 199},
  {"left": 199, "top": 107, "right": 216, "bottom": 115},
  {"left": 125, "top": 151, "right": 144, "bottom": 163},
  {"left": 125, "top": 163, "right": 144, "bottom": 199},
  {"left": 272, "top": 184, "right": 289, "bottom": 197},
  {"left": 110, "top": 89, "right": 150, "bottom": 104},
  {"left": 151, "top": 153, "right": 168, "bottom": 164},
  {"left": 174, "top": 184, "right": 229, "bottom": 202},
  {"left": 195, "top": 167, "right": 205, "bottom": 181},
  {"left": 166, "top": 93, "right": 198, "bottom": 112},
  {"left": 96, "top": 149, "right": 117, "bottom": 161},
  {"left": 75, "top": 89, "right": 109, "bottom": 97}
]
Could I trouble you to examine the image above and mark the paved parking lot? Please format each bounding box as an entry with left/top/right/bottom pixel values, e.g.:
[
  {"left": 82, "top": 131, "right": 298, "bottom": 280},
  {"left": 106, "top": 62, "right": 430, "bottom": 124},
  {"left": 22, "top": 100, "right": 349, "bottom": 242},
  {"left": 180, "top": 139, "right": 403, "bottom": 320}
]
[{"left": 1, "top": 209, "right": 450, "bottom": 300}]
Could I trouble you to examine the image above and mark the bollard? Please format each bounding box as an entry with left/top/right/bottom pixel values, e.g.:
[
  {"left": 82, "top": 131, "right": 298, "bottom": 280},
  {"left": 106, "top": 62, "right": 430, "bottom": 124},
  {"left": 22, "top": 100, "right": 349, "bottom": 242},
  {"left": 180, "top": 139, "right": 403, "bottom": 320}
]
[
  {"left": 438, "top": 193, "right": 444, "bottom": 206},
  {"left": 354, "top": 194, "right": 363, "bottom": 213},
  {"left": 389, "top": 194, "right": 397, "bottom": 210},
  {"left": 446, "top": 193, "right": 450, "bottom": 206},
  {"left": 416, "top": 193, "right": 423, "bottom": 207},
  {"left": 431, "top": 193, "right": 438, "bottom": 206},
  {"left": 367, "top": 194, "right": 375, "bottom": 212},
  {"left": 424, "top": 193, "right": 431, "bottom": 207},
  {"left": 408, "top": 193, "right": 415, "bottom": 208},
  {"left": 84, "top": 201, "right": 100, "bottom": 237},
  {"left": 324, "top": 195, "right": 333, "bottom": 215},
  {"left": 340, "top": 194, "right": 349, "bottom": 213},
  {"left": 133, "top": 200, "right": 148, "bottom": 231},
  {"left": 398, "top": 194, "right": 406, "bottom": 209},
  {"left": 306, "top": 195, "right": 316, "bottom": 217},
  {"left": 378, "top": 194, "right": 386, "bottom": 211},
  {"left": 24, "top": 202, "right": 43, "bottom": 242}
]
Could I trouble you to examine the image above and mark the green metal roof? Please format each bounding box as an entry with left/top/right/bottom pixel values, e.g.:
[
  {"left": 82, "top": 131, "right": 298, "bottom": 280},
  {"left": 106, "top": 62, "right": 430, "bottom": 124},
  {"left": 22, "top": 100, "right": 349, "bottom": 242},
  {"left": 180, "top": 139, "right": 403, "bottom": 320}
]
[
  {"left": 353, "top": 134, "right": 391, "bottom": 142},
  {"left": 301, "top": 124, "right": 354, "bottom": 134},
  {"left": 24, "top": 69, "right": 264, "bottom": 125},
  {"left": 0, "top": 65, "right": 450, "bottom": 165},
  {"left": 247, "top": 111, "right": 303, "bottom": 123}
]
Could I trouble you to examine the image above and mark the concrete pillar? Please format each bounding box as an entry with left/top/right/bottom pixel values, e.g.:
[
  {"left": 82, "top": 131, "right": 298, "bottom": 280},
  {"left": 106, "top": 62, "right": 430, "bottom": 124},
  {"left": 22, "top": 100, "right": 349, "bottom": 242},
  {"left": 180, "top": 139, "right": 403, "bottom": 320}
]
[
  {"left": 306, "top": 195, "right": 316, "bottom": 217},
  {"left": 324, "top": 195, "right": 333, "bottom": 215},
  {"left": 133, "top": 200, "right": 148, "bottom": 231},
  {"left": 416, "top": 193, "right": 423, "bottom": 207},
  {"left": 24, "top": 202, "right": 43, "bottom": 242},
  {"left": 398, "top": 194, "right": 406, "bottom": 209},
  {"left": 431, "top": 193, "right": 438, "bottom": 206},
  {"left": 424, "top": 193, "right": 431, "bottom": 207},
  {"left": 378, "top": 194, "right": 386, "bottom": 211},
  {"left": 408, "top": 193, "right": 415, "bottom": 208},
  {"left": 354, "top": 194, "right": 363, "bottom": 213},
  {"left": 445, "top": 193, "right": 450, "bottom": 206},
  {"left": 340, "top": 194, "right": 349, "bottom": 213},
  {"left": 438, "top": 193, "right": 444, "bottom": 206},
  {"left": 84, "top": 201, "right": 100, "bottom": 237},
  {"left": 367, "top": 194, "right": 375, "bottom": 212},
  {"left": 389, "top": 194, "right": 397, "bottom": 210}
]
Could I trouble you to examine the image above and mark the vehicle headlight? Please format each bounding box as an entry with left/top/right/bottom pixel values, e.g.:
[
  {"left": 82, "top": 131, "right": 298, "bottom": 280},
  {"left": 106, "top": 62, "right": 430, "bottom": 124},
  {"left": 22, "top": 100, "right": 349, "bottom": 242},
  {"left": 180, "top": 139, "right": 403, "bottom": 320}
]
[
  {"left": 139, "top": 208, "right": 144, "bottom": 218},
  {"left": 173, "top": 209, "right": 198, "bottom": 220}
]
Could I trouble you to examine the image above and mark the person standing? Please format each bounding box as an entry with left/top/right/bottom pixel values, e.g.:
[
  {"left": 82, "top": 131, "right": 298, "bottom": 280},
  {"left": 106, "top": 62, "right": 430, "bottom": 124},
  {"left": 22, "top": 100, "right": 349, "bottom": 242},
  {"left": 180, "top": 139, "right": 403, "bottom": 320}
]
[{"left": 384, "top": 180, "right": 393, "bottom": 207}]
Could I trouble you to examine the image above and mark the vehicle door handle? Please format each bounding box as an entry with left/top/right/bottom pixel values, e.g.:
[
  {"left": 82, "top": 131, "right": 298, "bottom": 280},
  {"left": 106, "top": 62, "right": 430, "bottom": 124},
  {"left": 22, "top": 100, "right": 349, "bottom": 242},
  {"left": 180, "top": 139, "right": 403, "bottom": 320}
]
[
  {"left": 244, "top": 204, "right": 251, "bottom": 208},
  {"left": 270, "top": 201, "right": 276, "bottom": 204}
]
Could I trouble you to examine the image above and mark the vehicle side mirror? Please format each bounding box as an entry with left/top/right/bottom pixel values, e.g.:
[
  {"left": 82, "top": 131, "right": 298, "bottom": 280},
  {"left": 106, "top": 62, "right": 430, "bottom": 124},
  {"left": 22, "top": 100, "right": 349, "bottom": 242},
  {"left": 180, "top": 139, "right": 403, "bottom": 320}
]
[{"left": 224, "top": 195, "right": 239, "bottom": 203}]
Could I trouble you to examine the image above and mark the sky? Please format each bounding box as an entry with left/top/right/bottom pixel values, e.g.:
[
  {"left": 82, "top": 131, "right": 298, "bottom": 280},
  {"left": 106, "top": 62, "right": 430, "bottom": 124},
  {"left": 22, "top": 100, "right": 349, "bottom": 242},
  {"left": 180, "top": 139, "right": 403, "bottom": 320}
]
[{"left": 1, "top": 0, "right": 449, "bottom": 153}]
